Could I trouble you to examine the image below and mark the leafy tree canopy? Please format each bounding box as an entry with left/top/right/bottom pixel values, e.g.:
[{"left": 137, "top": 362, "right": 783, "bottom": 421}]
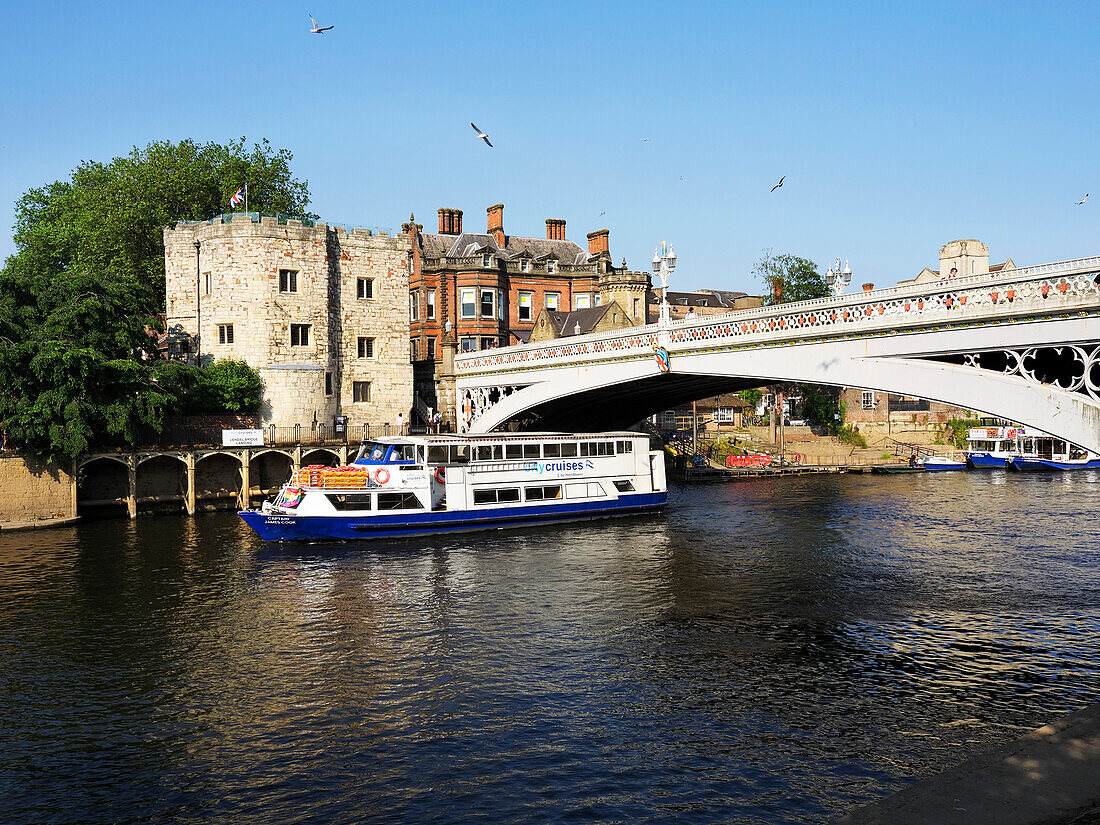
[
  {"left": 753, "top": 250, "right": 828, "bottom": 305},
  {"left": 0, "top": 138, "right": 299, "bottom": 461}
]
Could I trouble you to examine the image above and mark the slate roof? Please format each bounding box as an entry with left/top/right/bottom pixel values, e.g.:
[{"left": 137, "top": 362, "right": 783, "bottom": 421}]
[
  {"left": 417, "top": 232, "right": 589, "bottom": 265},
  {"left": 664, "top": 289, "right": 750, "bottom": 308},
  {"left": 541, "top": 305, "right": 615, "bottom": 337}
]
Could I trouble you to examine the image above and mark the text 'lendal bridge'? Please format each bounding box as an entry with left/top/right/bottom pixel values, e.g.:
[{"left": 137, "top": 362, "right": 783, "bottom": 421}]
[{"left": 454, "top": 255, "right": 1100, "bottom": 454}]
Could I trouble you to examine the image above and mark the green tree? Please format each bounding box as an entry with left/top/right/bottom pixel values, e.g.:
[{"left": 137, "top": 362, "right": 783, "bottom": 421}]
[
  {"left": 0, "top": 138, "right": 308, "bottom": 462},
  {"left": 754, "top": 250, "right": 828, "bottom": 305}
]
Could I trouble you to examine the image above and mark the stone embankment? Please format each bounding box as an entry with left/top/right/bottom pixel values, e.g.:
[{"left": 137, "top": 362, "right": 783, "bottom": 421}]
[{"left": 0, "top": 455, "right": 78, "bottom": 531}]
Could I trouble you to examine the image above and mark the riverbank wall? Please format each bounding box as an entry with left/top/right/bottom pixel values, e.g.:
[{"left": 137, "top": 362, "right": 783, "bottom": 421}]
[{"left": 0, "top": 455, "right": 78, "bottom": 529}]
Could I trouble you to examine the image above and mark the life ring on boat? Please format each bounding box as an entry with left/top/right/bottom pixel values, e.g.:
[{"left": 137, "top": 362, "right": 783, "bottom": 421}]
[
  {"left": 434, "top": 466, "right": 446, "bottom": 484},
  {"left": 374, "top": 467, "right": 390, "bottom": 485},
  {"left": 792, "top": 452, "right": 802, "bottom": 464}
]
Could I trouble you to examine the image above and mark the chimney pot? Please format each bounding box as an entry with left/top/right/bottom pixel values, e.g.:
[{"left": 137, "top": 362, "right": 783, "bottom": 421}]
[
  {"left": 862, "top": 282, "right": 874, "bottom": 292},
  {"left": 587, "top": 229, "right": 610, "bottom": 256},
  {"left": 487, "top": 203, "right": 505, "bottom": 248}
]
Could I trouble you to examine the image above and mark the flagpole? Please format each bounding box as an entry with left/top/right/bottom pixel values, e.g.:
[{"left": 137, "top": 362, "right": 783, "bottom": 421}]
[{"left": 244, "top": 182, "right": 248, "bottom": 214}]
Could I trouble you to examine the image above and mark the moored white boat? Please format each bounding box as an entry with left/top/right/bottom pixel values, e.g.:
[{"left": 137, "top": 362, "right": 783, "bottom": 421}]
[
  {"left": 921, "top": 454, "right": 967, "bottom": 471},
  {"left": 239, "top": 431, "right": 667, "bottom": 541}
]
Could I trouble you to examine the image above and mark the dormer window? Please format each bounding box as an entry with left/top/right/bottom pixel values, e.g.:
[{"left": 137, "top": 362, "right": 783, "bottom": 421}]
[
  {"left": 482, "top": 254, "right": 492, "bottom": 267},
  {"left": 520, "top": 259, "right": 529, "bottom": 272},
  {"left": 547, "top": 260, "right": 557, "bottom": 274}
]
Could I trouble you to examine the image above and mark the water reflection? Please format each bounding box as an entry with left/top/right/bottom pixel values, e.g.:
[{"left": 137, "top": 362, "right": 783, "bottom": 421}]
[{"left": 1, "top": 472, "right": 1098, "bottom": 824}]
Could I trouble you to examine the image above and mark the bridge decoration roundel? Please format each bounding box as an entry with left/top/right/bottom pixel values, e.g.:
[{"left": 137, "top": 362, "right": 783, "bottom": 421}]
[{"left": 654, "top": 346, "right": 670, "bottom": 373}]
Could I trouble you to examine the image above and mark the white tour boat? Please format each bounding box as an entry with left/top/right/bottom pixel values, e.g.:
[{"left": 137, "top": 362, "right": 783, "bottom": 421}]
[
  {"left": 966, "top": 422, "right": 1100, "bottom": 470},
  {"left": 239, "top": 432, "right": 668, "bottom": 541}
]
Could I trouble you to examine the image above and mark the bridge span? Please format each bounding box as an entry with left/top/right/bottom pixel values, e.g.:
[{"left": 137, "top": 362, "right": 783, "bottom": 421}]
[{"left": 454, "top": 255, "right": 1100, "bottom": 452}]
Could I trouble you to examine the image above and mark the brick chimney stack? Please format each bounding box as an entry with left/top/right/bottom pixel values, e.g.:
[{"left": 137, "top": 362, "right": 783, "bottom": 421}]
[
  {"left": 486, "top": 203, "right": 505, "bottom": 248},
  {"left": 545, "top": 219, "right": 566, "bottom": 240},
  {"left": 437, "top": 208, "right": 463, "bottom": 234},
  {"left": 587, "top": 229, "right": 610, "bottom": 256}
]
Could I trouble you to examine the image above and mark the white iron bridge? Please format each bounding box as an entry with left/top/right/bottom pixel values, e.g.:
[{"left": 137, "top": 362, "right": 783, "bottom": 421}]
[{"left": 454, "top": 255, "right": 1100, "bottom": 453}]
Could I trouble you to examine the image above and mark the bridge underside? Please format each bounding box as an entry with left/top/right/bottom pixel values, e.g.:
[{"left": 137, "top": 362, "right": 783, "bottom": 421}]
[{"left": 506, "top": 374, "right": 758, "bottom": 432}]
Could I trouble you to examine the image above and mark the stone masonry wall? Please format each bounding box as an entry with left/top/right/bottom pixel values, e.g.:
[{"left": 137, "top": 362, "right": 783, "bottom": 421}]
[
  {"left": 164, "top": 216, "right": 413, "bottom": 429},
  {"left": 0, "top": 456, "right": 76, "bottom": 524}
]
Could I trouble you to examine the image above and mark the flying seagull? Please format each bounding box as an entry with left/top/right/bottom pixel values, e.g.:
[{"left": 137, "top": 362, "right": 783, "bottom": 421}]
[
  {"left": 771, "top": 175, "right": 786, "bottom": 192},
  {"left": 1077, "top": 193, "right": 1089, "bottom": 205},
  {"left": 309, "top": 14, "right": 334, "bottom": 33},
  {"left": 640, "top": 137, "right": 649, "bottom": 142},
  {"left": 470, "top": 123, "right": 493, "bottom": 147}
]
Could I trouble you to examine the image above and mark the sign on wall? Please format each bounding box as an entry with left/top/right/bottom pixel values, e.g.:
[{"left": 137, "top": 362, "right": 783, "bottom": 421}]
[{"left": 222, "top": 429, "right": 265, "bottom": 447}]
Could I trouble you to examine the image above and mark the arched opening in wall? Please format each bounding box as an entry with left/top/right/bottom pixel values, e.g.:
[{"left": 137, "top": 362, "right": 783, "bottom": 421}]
[
  {"left": 77, "top": 457, "right": 128, "bottom": 518},
  {"left": 194, "top": 453, "right": 243, "bottom": 512},
  {"left": 136, "top": 455, "right": 187, "bottom": 515},
  {"left": 251, "top": 451, "right": 294, "bottom": 502},
  {"left": 302, "top": 449, "right": 339, "bottom": 468}
]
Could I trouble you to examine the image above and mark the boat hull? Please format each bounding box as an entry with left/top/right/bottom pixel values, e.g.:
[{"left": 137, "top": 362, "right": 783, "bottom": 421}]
[
  {"left": 922, "top": 458, "right": 967, "bottom": 471},
  {"left": 1008, "top": 457, "right": 1100, "bottom": 472},
  {"left": 966, "top": 452, "right": 1009, "bottom": 469},
  {"left": 239, "top": 492, "right": 667, "bottom": 541}
]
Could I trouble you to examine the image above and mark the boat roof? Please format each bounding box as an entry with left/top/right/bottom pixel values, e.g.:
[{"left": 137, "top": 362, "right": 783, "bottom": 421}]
[{"left": 362, "top": 431, "right": 647, "bottom": 446}]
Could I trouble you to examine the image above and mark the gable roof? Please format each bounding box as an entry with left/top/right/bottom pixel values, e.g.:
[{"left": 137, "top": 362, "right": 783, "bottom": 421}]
[
  {"left": 417, "top": 231, "right": 588, "bottom": 264},
  {"left": 541, "top": 304, "right": 615, "bottom": 337}
]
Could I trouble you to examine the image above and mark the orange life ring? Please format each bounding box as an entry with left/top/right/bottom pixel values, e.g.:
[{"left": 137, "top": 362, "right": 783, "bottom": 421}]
[
  {"left": 374, "top": 467, "right": 390, "bottom": 485},
  {"left": 434, "top": 467, "right": 446, "bottom": 484},
  {"left": 792, "top": 452, "right": 803, "bottom": 464}
]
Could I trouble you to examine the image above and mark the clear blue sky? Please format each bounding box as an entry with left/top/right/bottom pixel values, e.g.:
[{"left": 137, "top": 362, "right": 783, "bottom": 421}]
[{"left": 1, "top": 1, "right": 1097, "bottom": 293}]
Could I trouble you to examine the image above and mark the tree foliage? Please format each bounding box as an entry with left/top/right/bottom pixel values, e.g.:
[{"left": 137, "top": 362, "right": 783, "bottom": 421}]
[
  {"left": 754, "top": 250, "right": 828, "bottom": 305},
  {"left": 0, "top": 138, "right": 302, "bottom": 461}
]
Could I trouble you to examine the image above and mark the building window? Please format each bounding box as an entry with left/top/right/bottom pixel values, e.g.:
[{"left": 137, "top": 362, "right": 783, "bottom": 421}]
[
  {"left": 518, "top": 292, "right": 533, "bottom": 321},
  {"left": 203, "top": 272, "right": 212, "bottom": 295},
  {"left": 575, "top": 294, "right": 591, "bottom": 310},
  {"left": 461, "top": 288, "right": 476, "bottom": 318},
  {"left": 594, "top": 294, "right": 601, "bottom": 307},
  {"left": 325, "top": 372, "right": 333, "bottom": 396},
  {"left": 218, "top": 324, "right": 234, "bottom": 345},
  {"left": 357, "top": 278, "right": 374, "bottom": 299},
  {"left": 546, "top": 293, "right": 559, "bottom": 310},
  {"left": 520, "top": 259, "right": 529, "bottom": 272},
  {"left": 410, "top": 339, "right": 419, "bottom": 360},
  {"left": 357, "top": 337, "right": 374, "bottom": 358},
  {"left": 481, "top": 337, "right": 498, "bottom": 350},
  {"left": 353, "top": 381, "right": 371, "bottom": 402},
  {"left": 482, "top": 253, "right": 492, "bottom": 267},
  {"left": 460, "top": 336, "right": 476, "bottom": 352},
  {"left": 290, "top": 324, "right": 310, "bottom": 347},
  {"left": 480, "top": 289, "right": 495, "bottom": 318},
  {"left": 547, "top": 261, "right": 557, "bottom": 274},
  {"left": 279, "top": 269, "right": 298, "bottom": 293},
  {"left": 410, "top": 289, "right": 419, "bottom": 321},
  {"left": 426, "top": 337, "right": 436, "bottom": 360},
  {"left": 426, "top": 289, "right": 436, "bottom": 320},
  {"left": 862, "top": 391, "right": 875, "bottom": 410}
]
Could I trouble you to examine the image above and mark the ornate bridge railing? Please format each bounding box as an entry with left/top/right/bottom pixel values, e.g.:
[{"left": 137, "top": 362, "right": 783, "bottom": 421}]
[{"left": 455, "top": 256, "right": 1100, "bottom": 378}]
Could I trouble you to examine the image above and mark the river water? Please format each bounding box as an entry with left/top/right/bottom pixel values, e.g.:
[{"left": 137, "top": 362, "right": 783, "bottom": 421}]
[{"left": 2, "top": 470, "right": 1099, "bottom": 824}]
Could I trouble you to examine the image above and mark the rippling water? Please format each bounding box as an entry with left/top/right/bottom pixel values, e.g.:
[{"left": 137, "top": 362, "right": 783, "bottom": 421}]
[{"left": 2, "top": 470, "right": 1099, "bottom": 824}]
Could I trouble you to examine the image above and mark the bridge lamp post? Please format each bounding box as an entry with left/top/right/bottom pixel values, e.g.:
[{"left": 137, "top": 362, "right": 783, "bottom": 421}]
[
  {"left": 652, "top": 242, "right": 677, "bottom": 328},
  {"left": 825, "top": 258, "right": 852, "bottom": 297}
]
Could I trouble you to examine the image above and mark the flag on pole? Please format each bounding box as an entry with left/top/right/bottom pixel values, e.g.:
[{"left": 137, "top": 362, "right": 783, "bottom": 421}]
[{"left": 229, "top": 188, "right": 245, "bottom": 207}]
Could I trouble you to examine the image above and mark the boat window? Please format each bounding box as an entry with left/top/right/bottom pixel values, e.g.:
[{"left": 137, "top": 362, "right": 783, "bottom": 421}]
[
  {"left": 560, "top": 443, "right": 578, "bottom": 457},
  {"left": 565, "top": 482, "right": 588, "bottom": 498},
  {"left": 428, "top": 445, "right": 449, "bottom": 464},
  {"left": 360, "top": 442, "right": 386, "bottom": 461},
  {"left": 523, "top": 444, "right": 541, "bottom": 459},
  {"left": 616, "top": 440, "right": 633, "bottom": 453},
  {"left": 525, "top": 485, "right": 562, "bottom": 501},
  {"left": 505, "top": 444, "right": 523, "bottom": 459},
  {"left": 473, "top": 487, "right": 521, "bottom": 505},
  {"left": 390, "top": 444, "right": 417, "bottom": 463},
  {"left": 377, "top": 492, "right": 422, "bottom": 510},
  {"left": 579, "top": 443, "right": 590, "bottom": 457},
  {"left": 328, "top": 493, "right": 374, "bottom": 511},
  {"left": 543, "top": 443, "right": 561, "bottom": 458},
  {"left": 587, "top": 482, "right": 605, "bottom": 496},
  {"left": 475, "top": 444, "right": 503, "bottom": 462},
  {"left": 451, "top": 445, "right": 470, "bottom": 463},
  {"left": 613, "top": 480, "right": 635, "bottom": 492},
  {"left": 599, "top": 442, "right": 613, "bottom": 456}
]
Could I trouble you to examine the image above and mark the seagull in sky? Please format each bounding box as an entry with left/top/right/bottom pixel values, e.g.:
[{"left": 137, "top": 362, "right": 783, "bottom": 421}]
[
  {"left": 640, "top": 137, "right": 649, "bottom": 142},
  {"left": 771, "top": 175, "right": 786, "bottom": 192},
  {"left": 1076, "top": 193, "right": 1089, "bottom": 205},
  {"left": 471, "top": 123, "right": 493, "bottom": 147},
  {"left": 599, "top": 210, "right": 606, "bottom": 216},
  {"left": 309, "top": 14, "right": 334, "bottom": 33}
]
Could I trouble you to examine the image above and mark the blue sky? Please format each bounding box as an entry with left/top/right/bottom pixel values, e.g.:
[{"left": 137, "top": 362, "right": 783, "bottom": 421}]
[{"left": 1, "top": 1, "right": 1097, "bottom": 293}]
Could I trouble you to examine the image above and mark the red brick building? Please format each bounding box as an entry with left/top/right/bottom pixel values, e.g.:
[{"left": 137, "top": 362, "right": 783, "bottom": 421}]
[{"left": 402, "top": 203, "right": 650, "bottom": 426}]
